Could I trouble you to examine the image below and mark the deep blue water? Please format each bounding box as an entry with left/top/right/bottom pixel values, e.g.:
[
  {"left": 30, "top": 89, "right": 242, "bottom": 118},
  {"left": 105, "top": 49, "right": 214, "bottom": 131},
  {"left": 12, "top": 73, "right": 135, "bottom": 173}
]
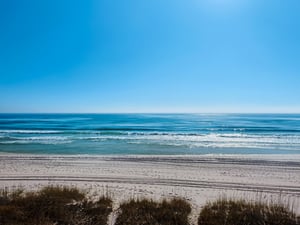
[{"left": 0, "top": 114, "right": 300, "bottom": 155}]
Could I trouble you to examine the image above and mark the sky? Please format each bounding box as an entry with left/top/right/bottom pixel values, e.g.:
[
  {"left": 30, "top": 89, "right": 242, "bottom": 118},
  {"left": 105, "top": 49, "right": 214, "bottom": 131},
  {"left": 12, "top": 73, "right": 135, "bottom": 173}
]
[{"left": 0, "top": 0, "right": 299, "bottom": 113}]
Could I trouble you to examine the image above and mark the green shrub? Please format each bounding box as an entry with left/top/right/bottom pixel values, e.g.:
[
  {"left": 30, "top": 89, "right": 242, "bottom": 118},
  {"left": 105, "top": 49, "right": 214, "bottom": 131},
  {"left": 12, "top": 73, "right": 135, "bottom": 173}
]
[
  {"left": 198, "top": 199, "right": 299, "bottom": 225},
  {"left": 115, "top": 198, "right": 191, "bottom": 225}
]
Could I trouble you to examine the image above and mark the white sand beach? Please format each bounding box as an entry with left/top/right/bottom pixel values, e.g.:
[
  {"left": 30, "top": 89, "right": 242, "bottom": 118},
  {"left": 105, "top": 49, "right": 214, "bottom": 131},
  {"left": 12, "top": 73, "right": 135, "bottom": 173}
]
[{"left": 1, "top": 154, "right": 300, "bottom": 224}]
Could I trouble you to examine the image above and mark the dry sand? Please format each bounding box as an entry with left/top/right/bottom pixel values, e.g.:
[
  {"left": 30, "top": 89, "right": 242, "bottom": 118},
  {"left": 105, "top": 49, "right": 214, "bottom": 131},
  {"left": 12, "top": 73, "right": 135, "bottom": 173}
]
[{"left": 1, "top": 153, "right": 300, "bottom": 224}]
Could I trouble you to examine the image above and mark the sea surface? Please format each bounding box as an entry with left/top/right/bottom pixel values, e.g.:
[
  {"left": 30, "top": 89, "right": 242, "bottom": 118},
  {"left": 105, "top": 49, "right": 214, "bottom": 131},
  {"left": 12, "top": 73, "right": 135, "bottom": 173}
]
[{"left": 0, "top": 114, "right": 300, "bottom": 155}]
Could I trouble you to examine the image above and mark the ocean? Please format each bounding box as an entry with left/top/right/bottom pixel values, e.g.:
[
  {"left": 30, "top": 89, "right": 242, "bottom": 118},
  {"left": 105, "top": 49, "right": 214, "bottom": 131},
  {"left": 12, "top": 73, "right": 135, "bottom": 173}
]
[{"left": 0, "top": 113, "right": 300, "bottom": 155}]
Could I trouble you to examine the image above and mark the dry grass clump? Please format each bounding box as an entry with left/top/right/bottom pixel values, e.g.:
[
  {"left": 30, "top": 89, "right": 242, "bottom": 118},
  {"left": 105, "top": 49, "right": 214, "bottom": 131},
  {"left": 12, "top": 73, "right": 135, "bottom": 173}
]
[
  {"left": 0, "top": 186, "right": 112, "bottom": 225},
  {"left": 115, "top": 198, "right": 191, "bottom": 225},
  {"left": 1, "top": 187, "right": 299, "bottom": 225},
  {"left": 198, "top": 198, "right": 299, "bottom": 225},
  {"left": 74, "top": 196, "right": 113, "bottom": 225}
]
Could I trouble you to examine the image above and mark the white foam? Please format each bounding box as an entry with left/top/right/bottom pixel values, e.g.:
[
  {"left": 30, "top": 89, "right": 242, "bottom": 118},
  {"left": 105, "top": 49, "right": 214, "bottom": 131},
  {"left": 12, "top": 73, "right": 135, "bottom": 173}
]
[
  {"left": 0, "top": 130, "right": 62, "bottom": 134},
  {"left": 15, "top": 136, "right": 69, "bottom": 140},
  {"left": 76, "top": 133, "right": 300, "bottom": 149},
  {"left": 1, "top": 131, "right": 300, "bottom": 150},
  {"left": 0, "top": 140, "right": 72, "bottom": 145},
  {"left": 0, "top": 136, "right": 72, "bottom": 145}
]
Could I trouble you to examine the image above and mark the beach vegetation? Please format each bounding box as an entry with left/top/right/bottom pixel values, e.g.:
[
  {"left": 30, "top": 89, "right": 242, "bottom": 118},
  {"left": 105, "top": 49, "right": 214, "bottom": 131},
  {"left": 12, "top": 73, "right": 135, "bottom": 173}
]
[
  {"left": 198, "top": 198, "right": 299, "bottom": 225},
  {"left": 1, "top": 186, "right": 300, "bottom": 225},
  {"left": 115, "top": 198, "right": 191, "bottom": 225},
  {"left": 0, "top": 186, "right": 112, "bottom": 225}
]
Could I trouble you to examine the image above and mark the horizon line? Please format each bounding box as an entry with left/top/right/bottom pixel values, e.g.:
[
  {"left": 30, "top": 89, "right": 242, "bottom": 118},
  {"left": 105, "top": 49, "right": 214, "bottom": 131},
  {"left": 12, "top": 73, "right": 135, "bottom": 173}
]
[{"left": 1, "top": 112, "right": 300, "bottom": 114}]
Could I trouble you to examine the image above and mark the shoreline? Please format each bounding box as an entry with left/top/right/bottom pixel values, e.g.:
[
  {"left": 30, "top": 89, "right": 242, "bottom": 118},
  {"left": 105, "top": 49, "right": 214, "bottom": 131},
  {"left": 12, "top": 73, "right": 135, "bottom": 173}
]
[
  {"left": 2, "top": 152, "right": 300, "bottom": 159},
  {"left": 1, "top": 153, "right": 300, "bottom": 224}
]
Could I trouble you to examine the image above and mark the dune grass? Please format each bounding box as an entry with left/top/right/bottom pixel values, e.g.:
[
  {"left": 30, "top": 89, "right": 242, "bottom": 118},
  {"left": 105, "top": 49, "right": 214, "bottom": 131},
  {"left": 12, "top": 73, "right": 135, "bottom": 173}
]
[
  {"left": 0, "top": 186, "right": 112, "bottom": 225},
  {"left": 115, "top": 198, "right": 191, "bottom": 225},
  {"left": 1, "top": 186, "right": 300, "bottom": 225},
  {"left": 198, "top": 198, "right": 299, "bottom": 225}
]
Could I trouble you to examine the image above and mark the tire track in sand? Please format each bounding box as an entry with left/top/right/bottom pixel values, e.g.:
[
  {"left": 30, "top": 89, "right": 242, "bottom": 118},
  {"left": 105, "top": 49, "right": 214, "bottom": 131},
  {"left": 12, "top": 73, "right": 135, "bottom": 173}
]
[{"left": 1, "top": 175, "right": 300, "bottom": 196}]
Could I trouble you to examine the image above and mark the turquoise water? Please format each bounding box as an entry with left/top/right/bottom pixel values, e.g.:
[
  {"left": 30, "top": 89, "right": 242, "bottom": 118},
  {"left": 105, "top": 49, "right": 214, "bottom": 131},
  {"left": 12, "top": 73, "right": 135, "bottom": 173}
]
[{"left": 0, "top": 114, "right": 300, "bottom": 155}]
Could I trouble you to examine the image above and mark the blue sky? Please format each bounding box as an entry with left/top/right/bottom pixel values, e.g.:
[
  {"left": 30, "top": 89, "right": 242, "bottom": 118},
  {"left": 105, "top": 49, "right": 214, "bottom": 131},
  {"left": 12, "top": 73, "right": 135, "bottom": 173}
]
[{"left": 0, "top": 0, "right": 299, "bottom": 113}]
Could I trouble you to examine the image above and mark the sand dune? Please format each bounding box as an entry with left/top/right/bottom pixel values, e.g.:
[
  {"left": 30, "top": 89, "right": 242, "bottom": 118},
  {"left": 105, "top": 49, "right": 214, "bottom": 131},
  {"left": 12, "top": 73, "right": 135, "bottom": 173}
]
[{"left": 1, "top": 154, "right": 300, "bottom": 224}]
